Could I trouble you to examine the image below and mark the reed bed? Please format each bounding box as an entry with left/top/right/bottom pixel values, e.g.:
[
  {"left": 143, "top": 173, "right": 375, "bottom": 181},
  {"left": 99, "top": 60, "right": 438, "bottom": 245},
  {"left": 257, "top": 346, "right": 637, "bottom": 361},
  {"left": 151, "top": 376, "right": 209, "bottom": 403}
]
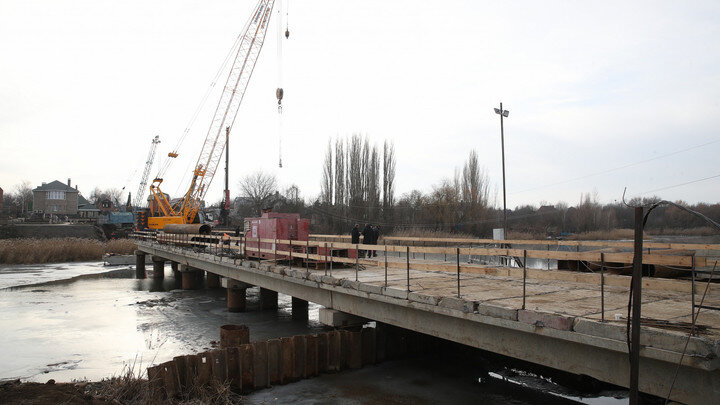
[{"left": 0, "top": 238, "right": 137, "bottom": 264}]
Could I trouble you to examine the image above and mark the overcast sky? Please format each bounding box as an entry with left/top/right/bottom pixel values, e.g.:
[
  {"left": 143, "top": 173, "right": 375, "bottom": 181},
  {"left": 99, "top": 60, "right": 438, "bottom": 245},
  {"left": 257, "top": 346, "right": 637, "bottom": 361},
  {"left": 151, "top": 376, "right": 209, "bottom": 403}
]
[{"left": 1, "top": 0, "right": 719, "bottom": 209}]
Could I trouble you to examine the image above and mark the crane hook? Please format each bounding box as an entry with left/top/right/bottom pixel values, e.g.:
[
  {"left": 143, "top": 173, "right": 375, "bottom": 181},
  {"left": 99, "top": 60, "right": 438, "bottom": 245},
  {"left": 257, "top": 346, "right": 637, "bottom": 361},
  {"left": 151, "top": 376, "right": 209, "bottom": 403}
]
[{"left": 285, "top": 28, "right": 289, "bottom": 39}]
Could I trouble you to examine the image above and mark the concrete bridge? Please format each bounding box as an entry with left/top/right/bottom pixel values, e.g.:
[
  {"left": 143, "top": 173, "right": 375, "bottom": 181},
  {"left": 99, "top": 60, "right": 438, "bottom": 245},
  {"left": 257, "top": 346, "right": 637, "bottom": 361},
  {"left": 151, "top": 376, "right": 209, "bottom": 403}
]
[{"left": 134, "top": 235, "right": 720, "bottom": 404}]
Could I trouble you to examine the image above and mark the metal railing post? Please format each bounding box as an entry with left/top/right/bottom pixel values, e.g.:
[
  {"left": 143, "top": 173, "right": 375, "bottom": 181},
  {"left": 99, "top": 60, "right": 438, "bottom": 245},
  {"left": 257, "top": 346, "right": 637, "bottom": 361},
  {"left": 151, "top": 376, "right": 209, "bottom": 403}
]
[
  {"left": 406, "top": 246, "right": 410, "bottom": 292},
  {"left": 330, "top": 243, "right": 334, "bottom": 273},
  {"left": 306, "top": 239, "right": 309, "bottom": 271},
  {"left": 324, "top": 243, "right": 328, "bottom": 276},
  {"left": 384, "top": 243, "right": 388, "bottom": 288},
  {"left": 691, "top": 255, "right": 696, "bottom": 330},
  {"left": 355, "top": 244, "right": 359, "bottom": 282},
  {"left": 456, "top": 247, "right": 461, "bottom": 298},
  {"left": 289, "top": 240, "right": 293, "bottom": 270},
  {"left": 522, "top": 250, "right": 527, "bottom": 310},
  {"left": 547, "top": 244, "right": 550, "bottom": 270},
  {"left": 274, "top": 238, "right": 278, "bottom": 264},
  {"left": 601, "top": 252, "right": 606, "bottom": 322}
]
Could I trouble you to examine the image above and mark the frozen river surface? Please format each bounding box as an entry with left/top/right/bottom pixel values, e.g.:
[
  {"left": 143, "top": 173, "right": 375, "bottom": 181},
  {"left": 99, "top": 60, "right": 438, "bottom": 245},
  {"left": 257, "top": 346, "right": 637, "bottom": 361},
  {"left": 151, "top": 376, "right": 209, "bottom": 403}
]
[{"left": 0, "top": 261, "right": 629, "bottom": 404}]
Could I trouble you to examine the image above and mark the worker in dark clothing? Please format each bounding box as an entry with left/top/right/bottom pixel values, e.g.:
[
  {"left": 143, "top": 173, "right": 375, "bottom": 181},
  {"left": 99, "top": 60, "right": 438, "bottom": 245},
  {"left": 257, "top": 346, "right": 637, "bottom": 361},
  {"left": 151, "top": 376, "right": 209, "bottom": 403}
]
[
  {"left": 234, "top": 226, "right": 241, "bottom": 246},
  {"left": 351, "top": 223, "right": 361, "bottom": 258},
  {"left": 351, "top": 224, "right": 361, "bottom": 244},
  {"left": 371, "top": 225, "right": 380, "bottom": 257},
  {"left": 362, "top": 223, "right": 373, "bottom": 258}
]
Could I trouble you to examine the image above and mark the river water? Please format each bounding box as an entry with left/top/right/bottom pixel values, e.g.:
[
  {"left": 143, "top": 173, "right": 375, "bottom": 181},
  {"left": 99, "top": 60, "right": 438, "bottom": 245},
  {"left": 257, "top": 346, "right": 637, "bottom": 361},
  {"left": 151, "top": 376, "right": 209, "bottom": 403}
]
[{"left": 0, "top": 261, "right": 630, "bottom": 404}]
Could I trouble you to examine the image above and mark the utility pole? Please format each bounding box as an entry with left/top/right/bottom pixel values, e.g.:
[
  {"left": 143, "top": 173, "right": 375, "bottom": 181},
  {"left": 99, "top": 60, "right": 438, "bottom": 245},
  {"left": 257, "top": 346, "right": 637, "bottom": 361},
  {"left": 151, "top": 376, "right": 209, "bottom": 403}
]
[
  {"left": 630, "top": 206, "right": 644, "bottom": 404},
  {"left": 494, "top": 103, "right": 510, "bottom": 239},
  {"left": 222, "top": 126, "right": 230, "bottom": 226}
]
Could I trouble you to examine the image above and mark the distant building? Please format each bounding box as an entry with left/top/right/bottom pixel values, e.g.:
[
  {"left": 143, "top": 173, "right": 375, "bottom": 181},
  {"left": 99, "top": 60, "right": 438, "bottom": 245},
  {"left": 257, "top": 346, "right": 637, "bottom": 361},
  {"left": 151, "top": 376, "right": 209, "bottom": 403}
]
[
  {"left": 0, "top": 186, "right": 3, "bottom": 211},
  {"left": 32, "top": 179, "right": 79, "bottom": 216},
  {"left": 78, "top": 194, "right": 100, "bottom": 220}
]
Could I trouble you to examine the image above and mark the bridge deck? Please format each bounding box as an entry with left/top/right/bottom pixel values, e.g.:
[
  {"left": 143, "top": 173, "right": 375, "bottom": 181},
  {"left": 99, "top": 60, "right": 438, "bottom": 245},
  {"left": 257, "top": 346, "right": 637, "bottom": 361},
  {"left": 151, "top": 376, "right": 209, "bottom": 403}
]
[
  {"left": 305, "top": 257, "right": 720, "bottom": 339},
  {"left": 136, "top": 240, "right": 720, "bottom": 404}
]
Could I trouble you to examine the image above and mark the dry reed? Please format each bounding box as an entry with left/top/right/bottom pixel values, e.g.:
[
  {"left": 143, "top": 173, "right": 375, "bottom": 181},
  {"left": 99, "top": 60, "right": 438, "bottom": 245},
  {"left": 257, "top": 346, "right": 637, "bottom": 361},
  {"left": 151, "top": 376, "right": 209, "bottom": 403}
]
[{"left": 0, "top": 238, "right": 137, "bottom": 264}]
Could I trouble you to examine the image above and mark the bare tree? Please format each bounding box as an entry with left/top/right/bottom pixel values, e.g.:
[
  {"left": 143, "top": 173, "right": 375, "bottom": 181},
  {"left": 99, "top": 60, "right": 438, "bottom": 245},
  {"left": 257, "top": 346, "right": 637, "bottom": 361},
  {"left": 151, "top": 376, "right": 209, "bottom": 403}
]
[
  {"left": 320, "top": 140, "right": 333, "bottom": 205},
  {"left": 461, "top": 150, "right": 490, "bottom": 233},
  {"left": 334, "top": 138, "right": 345, "bottom": 207},
  {"left": 239, "top": 171, "right": 278, "bottom": 214},
  {"left": 14, "top": 180, "right": 33, "bottom": 215},
  {"left": 347, "top": 134, "right": 364, "bottom": 221},
  {"left": 382, "top": 140, "right": 396, "bottom": 218}
]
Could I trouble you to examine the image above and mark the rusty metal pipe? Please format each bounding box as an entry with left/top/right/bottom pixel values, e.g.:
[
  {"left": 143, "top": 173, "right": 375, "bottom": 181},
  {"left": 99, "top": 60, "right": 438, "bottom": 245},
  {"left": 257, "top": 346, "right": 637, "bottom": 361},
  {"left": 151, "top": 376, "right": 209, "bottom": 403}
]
[{"left": 162, "top": 223, "right": 212, "bottom": 235}]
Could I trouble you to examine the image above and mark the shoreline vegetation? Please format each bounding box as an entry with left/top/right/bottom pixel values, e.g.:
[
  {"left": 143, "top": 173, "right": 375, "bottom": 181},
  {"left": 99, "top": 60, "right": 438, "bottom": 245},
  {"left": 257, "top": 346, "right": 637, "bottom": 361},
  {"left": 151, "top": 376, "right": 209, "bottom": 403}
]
[{"left": 0, "top": 238, "right": 136, "bottom": 265}]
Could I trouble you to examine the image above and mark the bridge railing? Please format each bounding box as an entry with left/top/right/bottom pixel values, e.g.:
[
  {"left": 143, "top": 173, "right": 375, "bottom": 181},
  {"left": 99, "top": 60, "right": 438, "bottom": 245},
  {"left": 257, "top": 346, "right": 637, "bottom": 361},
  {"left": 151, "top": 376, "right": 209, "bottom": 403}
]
[{"left": 131, "top": 231, "right": 719, "bottom": 325}]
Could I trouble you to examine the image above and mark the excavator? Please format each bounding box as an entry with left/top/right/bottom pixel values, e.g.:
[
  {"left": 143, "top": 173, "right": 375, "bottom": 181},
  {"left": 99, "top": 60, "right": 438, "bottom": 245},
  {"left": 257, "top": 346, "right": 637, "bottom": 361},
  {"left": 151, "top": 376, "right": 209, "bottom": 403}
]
[{"left": 147, "top": 0, "right": 281, "bottom": 231}]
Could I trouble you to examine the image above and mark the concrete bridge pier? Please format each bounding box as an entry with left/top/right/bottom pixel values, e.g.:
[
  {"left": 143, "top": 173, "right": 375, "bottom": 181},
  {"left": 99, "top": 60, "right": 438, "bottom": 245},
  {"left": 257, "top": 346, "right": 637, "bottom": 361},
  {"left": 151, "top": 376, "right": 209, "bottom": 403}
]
[
  {"left": 207, "top": 272, "right": 221, "bottom": 288},
  {"left": 170, "top": 262, "right": 180, "bottom": 279},
  {"left": 260, "top": 288, "right": 278, "bottom": 310},
  {"left": 134, "top": 250, "right": 146, "bottom": 278},
  {"left": 179, "top": 264, "right": 202, "bottom": 290},
  {"left": 151, "top": 256, "right": 165, "bottom": 279},
  {"left": 222, "top": 278, "right": 250, "bottom": 312},
  {"left": 291, "top": 297, "right": 309, "bottom": 320}
]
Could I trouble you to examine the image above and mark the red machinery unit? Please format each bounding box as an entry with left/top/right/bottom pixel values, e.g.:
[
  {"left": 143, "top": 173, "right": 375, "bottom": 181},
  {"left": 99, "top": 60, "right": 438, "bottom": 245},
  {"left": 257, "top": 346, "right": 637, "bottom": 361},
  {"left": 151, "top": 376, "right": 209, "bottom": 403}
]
[{"left": 244, "top": 212, "right": 309, "bottom": 260}]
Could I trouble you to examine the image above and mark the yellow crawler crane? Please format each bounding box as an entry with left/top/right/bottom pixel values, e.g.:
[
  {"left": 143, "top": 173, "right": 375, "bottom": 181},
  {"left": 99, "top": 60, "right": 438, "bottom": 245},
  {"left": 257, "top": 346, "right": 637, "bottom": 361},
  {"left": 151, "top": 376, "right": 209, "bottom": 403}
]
[{"left": 148, "top": 0, "right": 276, "bottom": 229}]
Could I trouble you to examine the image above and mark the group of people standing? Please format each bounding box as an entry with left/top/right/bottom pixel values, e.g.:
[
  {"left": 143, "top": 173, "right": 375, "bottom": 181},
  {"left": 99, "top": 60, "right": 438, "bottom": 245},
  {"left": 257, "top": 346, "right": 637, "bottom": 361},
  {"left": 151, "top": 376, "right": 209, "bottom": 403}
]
[{"left": 351, "top": 223, "right": 380, "bottom": 258}]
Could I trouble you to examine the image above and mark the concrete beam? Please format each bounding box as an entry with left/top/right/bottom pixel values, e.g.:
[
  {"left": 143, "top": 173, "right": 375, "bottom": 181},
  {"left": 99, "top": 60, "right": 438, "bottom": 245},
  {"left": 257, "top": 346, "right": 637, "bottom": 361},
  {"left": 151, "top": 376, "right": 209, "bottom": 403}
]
[{"left": 318, "top": 308, "right": 366, "bottom": 327}]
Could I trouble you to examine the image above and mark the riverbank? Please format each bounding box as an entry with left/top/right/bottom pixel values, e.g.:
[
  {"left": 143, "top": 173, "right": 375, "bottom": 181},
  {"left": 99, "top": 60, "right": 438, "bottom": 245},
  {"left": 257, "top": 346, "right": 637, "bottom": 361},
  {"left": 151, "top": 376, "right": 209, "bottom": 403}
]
[{"left": 0, "top": 238, "right": 136, "bottom": 264}]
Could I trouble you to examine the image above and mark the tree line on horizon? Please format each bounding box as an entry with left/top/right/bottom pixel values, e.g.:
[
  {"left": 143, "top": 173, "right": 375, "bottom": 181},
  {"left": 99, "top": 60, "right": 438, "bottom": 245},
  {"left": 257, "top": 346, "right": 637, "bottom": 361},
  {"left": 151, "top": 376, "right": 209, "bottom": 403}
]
[{"left": 229, "top": 134, "right": 720, "bottom": 237}]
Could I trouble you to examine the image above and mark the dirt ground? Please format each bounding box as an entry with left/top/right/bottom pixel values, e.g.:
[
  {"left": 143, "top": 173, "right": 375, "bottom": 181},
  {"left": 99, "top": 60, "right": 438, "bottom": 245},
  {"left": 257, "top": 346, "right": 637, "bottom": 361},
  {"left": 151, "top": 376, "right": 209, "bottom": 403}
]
[{"left": 0, "top": 380, "right": 109, "bottom": 404}]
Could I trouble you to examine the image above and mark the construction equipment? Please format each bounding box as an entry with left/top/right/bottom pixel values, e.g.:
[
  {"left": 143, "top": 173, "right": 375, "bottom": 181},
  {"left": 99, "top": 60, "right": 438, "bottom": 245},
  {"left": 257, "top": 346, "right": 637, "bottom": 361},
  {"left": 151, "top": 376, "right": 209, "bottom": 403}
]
[
  {"left": 134, "top": 135, "right": 160, "bottom": 209},
  {"left": 148, "top": 0, "right": 276, "bottom": 230}
]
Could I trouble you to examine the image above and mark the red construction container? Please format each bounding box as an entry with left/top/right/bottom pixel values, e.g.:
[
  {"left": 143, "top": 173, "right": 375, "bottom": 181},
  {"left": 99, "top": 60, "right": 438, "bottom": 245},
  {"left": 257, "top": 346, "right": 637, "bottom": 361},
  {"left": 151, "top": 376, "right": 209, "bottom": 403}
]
[{"left": 244, "top": 212, "right": 309, "bottom": 260}]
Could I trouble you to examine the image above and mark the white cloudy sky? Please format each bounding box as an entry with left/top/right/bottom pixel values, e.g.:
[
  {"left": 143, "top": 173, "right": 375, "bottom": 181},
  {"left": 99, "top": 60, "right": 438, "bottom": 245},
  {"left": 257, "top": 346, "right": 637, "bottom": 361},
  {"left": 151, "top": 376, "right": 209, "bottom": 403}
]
[{"left": 1, "top": 0, "right": 719, "bottom": 209}]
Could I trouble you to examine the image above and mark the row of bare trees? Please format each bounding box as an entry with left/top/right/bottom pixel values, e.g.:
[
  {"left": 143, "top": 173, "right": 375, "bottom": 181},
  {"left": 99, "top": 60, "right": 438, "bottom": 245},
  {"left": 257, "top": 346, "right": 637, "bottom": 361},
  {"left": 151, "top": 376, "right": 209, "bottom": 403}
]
[{"left": 316, "top": 135, "right": 396, "bottom": 233}]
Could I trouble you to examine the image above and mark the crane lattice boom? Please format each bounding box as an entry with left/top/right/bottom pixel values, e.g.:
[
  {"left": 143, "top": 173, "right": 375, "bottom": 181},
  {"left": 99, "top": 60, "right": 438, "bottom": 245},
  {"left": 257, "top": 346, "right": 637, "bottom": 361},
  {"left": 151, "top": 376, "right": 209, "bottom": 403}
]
[
  {"left": 149, "top": 0, "right": 275, "bottom": 228},
  {"left": 134, "top": 135, "right": 160, "bottom": 208}
]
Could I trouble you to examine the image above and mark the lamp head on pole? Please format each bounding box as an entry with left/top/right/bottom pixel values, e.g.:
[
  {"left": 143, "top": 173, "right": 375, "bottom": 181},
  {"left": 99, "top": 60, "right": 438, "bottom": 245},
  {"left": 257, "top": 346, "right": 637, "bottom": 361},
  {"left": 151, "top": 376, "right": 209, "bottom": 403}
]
[{"left": 494, "top": 108, "right": 509, "bottom": 117}]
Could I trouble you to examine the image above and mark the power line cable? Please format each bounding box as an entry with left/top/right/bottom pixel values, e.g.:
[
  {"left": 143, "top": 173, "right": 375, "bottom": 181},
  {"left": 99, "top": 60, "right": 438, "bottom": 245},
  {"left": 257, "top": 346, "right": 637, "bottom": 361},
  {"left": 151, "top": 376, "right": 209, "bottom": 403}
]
[
  {"left": 638, "top": 173, "right": 720, "bottom": 195},
  {"left": 511, "top": 138, "right": 720, "bottom": 195}
]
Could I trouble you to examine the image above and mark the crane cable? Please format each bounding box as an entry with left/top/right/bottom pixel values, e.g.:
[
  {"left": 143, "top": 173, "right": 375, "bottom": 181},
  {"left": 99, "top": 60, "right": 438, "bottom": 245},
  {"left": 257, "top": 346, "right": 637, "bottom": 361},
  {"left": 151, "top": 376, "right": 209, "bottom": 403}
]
[
  {"left": 156, "top": 10, "right": 255, "bottom": 182},
  {"left": 276, "top": 0, "right": 285, "bottom": 168}
]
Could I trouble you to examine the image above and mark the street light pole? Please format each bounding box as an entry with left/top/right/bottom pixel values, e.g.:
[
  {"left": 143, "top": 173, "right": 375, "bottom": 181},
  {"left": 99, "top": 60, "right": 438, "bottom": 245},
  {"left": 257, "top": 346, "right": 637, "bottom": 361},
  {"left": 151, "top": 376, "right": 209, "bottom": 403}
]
[{"left": 494, "top": 103, "right": 509, "bottom": 240}]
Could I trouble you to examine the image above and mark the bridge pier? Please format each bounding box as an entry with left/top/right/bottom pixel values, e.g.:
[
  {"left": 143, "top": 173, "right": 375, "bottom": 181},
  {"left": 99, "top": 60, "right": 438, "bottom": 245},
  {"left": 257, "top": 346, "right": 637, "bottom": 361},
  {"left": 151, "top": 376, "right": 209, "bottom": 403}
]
[
  {"left": 151, "top": 256, "right": 165, "bottom": 279},
  {"left": 222, "top": 278, "right": 250, "bottom": 312},
  {"left": 179, "top": 264, "right": 202, "bottom": 290},
  {"left": 207, "top": 272, "right": 221, "bottom": 288},
  {"left": 291, "top": 297, "right": 309, "bottom": 320},
  {"left": 260, "top": 288, "right": 278, "bottom": 310},
  {"left": 170, "top": 262, "right": 180, "bottom": 278},
  {"left": 134, "top": 250, "right": 146, "bottom": 278}
]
